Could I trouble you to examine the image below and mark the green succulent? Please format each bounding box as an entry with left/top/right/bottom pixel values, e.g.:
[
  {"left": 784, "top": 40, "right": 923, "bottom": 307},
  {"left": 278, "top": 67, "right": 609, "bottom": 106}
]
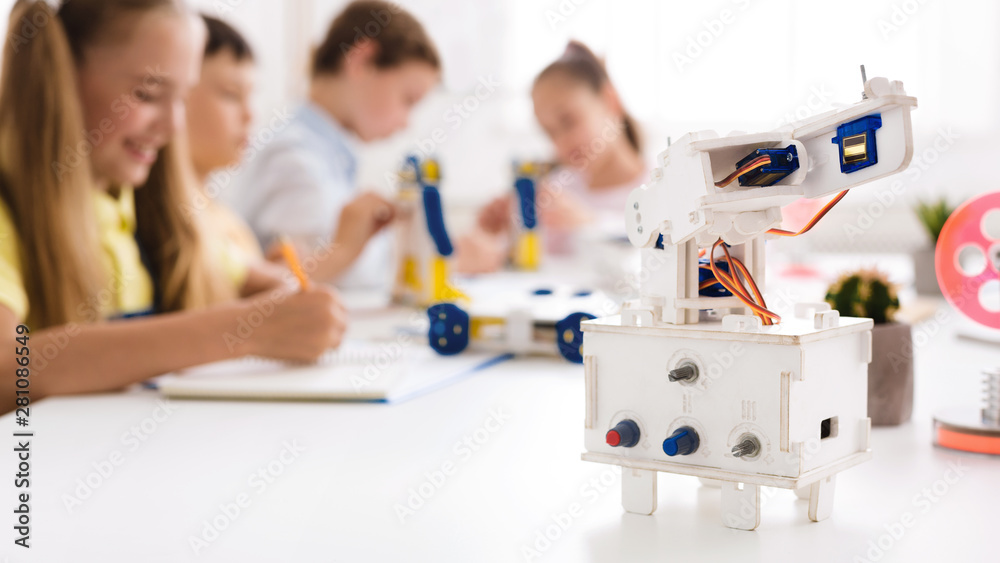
[
  {"left": 914, "top": 197, "right": 955, "bottom": 244},
  {"left": 825, "top": 268, "right": 899, "bottom": 324}
]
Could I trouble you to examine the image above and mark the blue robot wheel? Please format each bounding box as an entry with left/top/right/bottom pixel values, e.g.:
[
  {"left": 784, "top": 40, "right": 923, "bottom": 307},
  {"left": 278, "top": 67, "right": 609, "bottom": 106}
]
[
  {"left": 427, "top": 303, "right": 470, "bottom": 356},
  {"left": 555, "top": 312, "right": 596, "bottom": 364}
]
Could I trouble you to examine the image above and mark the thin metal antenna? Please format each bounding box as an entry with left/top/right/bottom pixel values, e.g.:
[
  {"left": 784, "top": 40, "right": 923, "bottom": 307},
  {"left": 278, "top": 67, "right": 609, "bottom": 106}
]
[{"left": 860, "top": 64, "right": 868, "bottom": 99}]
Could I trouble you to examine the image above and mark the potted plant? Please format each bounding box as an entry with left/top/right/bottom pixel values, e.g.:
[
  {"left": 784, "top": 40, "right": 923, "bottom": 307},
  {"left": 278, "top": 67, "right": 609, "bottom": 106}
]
[
  {"left": 825, "top": 268, "right": 913, "bottom": 426},
  {"left": 913, "top": 197, "right": 955, "bottom": 295}
]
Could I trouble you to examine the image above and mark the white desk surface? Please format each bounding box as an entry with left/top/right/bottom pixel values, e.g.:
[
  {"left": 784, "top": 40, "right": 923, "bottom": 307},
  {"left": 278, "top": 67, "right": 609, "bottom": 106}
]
[{"left": 1, "top": 300, "right": 997, "bottom": 563}]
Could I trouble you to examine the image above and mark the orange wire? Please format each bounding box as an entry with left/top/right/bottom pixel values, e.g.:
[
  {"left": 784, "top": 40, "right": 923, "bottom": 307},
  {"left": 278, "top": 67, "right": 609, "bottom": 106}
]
[
  {"left": 707, "top": 241, "right": 763, "bottom": 315},
  {"left": 715, "top": 156, "right": 771, "bottom": 188},
  {"left": 707, "top": 239, "right": 781, "bottom": 324},
  {"left": 768, "top": 190, "right": 848, "bottom": 237},
  {"left": 724, "top": 245, "right": 776, "bottom": 325},
  {"left": 701, "top": 254, "right": 776, "bottom": 323},
  {"left": 719, "top": 242, "right": 769, "bottom": 325},
  {"left": 732, "top": 260, "right": 768, "bottom": 319},
  {"left": 695, "top": 159, "right": 848, "bottom": 324}
]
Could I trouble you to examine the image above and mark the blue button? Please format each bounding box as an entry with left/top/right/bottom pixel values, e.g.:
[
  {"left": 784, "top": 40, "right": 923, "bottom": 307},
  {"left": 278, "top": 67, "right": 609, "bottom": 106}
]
[{"left": 663, "top": 427, "right": 699, "bottom": 456}]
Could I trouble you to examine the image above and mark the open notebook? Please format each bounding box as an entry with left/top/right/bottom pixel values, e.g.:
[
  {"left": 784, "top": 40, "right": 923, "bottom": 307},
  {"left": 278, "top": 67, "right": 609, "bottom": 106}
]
[{"left": 153, "top": 341, "right": 511, "bottom": 403}]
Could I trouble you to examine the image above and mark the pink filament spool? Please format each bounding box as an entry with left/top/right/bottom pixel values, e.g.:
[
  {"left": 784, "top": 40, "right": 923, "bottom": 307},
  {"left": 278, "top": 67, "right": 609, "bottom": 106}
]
[{"left": 935, "top": 191, "right": 1000, "bottom": 329}]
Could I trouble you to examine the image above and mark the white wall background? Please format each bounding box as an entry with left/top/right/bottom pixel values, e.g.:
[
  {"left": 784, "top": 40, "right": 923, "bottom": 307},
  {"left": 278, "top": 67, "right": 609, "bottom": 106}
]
[{"left": 2, "top": 0, "right": 997, "bottom": 250}]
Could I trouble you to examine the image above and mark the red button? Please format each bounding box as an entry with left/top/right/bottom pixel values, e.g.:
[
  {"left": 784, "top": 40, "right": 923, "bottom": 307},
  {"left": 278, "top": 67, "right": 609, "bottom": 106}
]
[{"left": 606, "top": 430, "right": 621, "bottom": 447}]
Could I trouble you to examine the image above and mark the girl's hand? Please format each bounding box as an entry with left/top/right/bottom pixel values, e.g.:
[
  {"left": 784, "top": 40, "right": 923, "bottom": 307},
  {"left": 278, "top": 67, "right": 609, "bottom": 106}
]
[
  {"left": 477, "top": 194, "right": 513, "bottom": 234},
  {"left": 455, "top": 229, "right": 507, "bottom": 274},
  {"left": 245, "top": 285, "right": 347, "bottom": 362},
  {"left": 537, "top": 188, "right": 592, "bottom": 231}
]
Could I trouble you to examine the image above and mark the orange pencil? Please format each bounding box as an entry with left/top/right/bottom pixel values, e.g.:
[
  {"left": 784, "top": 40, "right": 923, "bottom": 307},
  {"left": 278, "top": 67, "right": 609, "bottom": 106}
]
[{"left": 278, "top": 236, "right": 310, "bottom": 290}]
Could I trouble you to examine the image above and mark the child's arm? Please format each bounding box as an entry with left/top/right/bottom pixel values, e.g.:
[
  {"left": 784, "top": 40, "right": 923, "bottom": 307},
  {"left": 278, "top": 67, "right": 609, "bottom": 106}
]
[
  {"left": 454, "top": 229, "right": 507, "bottom": 274},
  {"left": 264, "top": 192, "right": 395, "bottom": 283},
  {"left": 240, "top": 260, "right": 294, "bottom": 297},
  {"left": 0, "top": 285, "right": 346, "bottom": 410},
  {"left": 478, "top": 194, "right": 514, "bottom": 234},
  {"left": 317, "top": 192, "right": 395, "bottom": 280}
]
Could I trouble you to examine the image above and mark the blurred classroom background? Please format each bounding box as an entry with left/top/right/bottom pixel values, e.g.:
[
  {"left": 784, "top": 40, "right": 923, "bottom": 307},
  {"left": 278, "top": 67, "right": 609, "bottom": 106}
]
[{"left": 2, "top": 0, "right": 996, "bottom": 254}]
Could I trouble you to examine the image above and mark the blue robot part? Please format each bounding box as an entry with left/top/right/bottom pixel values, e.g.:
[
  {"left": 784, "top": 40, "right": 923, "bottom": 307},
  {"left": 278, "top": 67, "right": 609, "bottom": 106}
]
[
  {"left": 662, "top": 426, "right": 700, "bottom": 456},
  {"left": 405, "top": 154, "right": 454, "bottom": 257},
  {"left": 698, "top": 258, "right": 733, "bottom": 297},
  {"left": 422, "top": 186, "right": 454, "bottom": 257},
  {"left": 514, "top": 176, "right": 538, "bottom": 229},
  {"left": 427, "top": 303, "right": 469, "bottom": 356},
  {"left": 736, "top": 145, "right": 800, "bottom": 187},
  {"left": 831, "top": 114, "right": 882, "bottom": 174},
  {"left": 405, "top": 155, "right": 424, "bottom": 184},
  {"left": 555, "top": 312, "right": 596, "bottom": 364}
]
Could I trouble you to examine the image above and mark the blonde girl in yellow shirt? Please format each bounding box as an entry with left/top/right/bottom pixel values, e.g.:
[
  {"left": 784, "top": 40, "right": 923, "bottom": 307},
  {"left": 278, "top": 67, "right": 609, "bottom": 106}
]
[{"left": 0, "top": 0, "right": 346, "bottom": 412}]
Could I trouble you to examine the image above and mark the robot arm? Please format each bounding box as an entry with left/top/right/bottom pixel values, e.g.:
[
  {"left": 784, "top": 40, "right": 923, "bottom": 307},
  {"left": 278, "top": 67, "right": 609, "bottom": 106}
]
[
  {"left": 403, "top": 155, "right": 455, "bottom": 258},
  {"left": 620, "top": 74, "right": 916, "bottom": 327},
  {"left": 626, "top": 76, "right": 917, "bottom": 250},
  {"left": 422, "top": 186, "right": 454, "bottom": 257}
]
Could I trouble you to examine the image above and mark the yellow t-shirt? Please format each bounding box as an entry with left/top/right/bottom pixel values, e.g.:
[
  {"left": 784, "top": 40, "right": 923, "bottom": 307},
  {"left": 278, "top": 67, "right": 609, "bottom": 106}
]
[
  {"left": 92, "top": 187, "right": 157, "bottom": 318},
  {"left": 203, "top": 200, "right": 264, "bottom": 264},
  {"left": 0, "top": 187, "right": 248, "bottom": 325}
]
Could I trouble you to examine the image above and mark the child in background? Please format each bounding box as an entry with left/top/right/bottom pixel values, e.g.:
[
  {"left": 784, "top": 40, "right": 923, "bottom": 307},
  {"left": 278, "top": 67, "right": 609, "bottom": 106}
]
[
  {"left": 458, "top": 41, "right": 648, "bottom": 273},
  {"left": 224, "top": 0, "right": 441, "bottom": 289},
  {"left": 0, "top": 0, "right": 345, "bottom": 413},
  {"left": 185, "top": 15, "right": 263, "bottom": 263}
]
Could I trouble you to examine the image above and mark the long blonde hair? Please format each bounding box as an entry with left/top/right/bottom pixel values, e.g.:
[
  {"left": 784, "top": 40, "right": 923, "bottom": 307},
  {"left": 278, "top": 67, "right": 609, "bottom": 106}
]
[{"left": 0, "top": 0, "right": 233, "bottom": 329}]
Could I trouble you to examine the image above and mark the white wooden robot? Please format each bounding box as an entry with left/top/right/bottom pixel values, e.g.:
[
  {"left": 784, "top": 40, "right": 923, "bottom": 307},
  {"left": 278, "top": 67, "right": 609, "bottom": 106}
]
[{"left": 581, "top": 71, "right": 916, "bottom": 530}]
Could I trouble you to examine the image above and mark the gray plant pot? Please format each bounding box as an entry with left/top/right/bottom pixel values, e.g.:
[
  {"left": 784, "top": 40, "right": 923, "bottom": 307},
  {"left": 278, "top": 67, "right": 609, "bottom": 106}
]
[
  {"left": 913, "top": 246, "right": 942, "bottom": 296},
  {"left": 868, "top": 322, "right": 914, "bottom": 426}
]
